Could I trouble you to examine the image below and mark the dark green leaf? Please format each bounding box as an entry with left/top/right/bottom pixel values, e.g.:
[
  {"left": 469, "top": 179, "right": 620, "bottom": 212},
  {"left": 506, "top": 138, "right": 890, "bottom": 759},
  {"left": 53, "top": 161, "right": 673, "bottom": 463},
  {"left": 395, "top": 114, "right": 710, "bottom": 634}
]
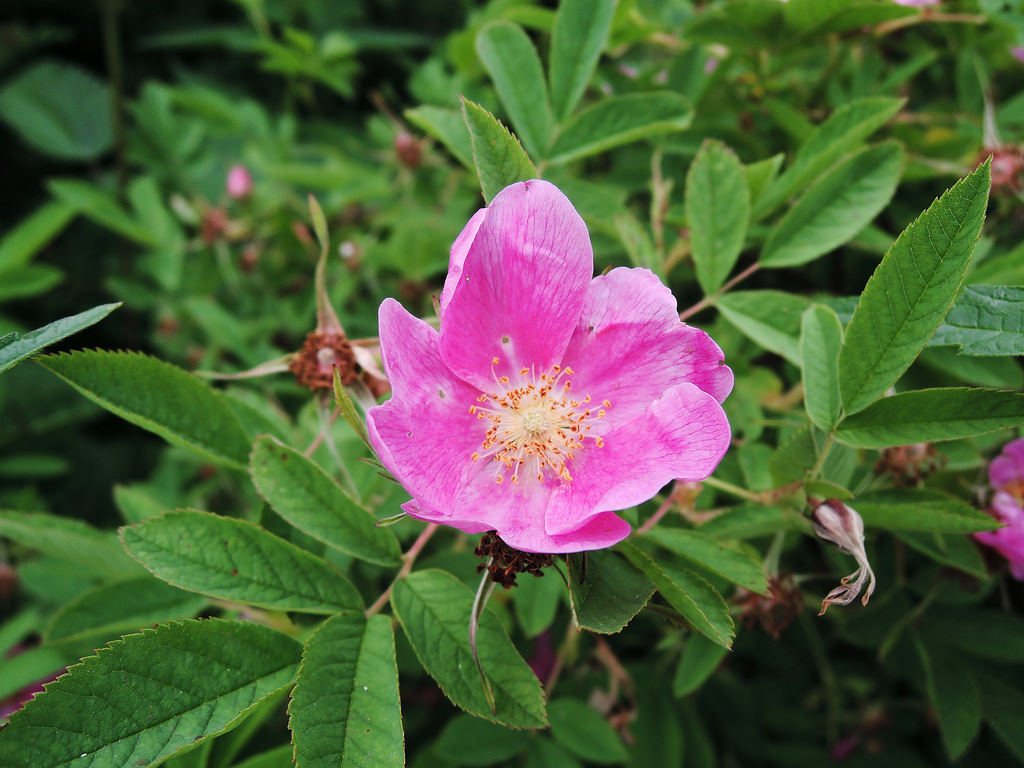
[
  {"left": 390, "top": 569, "right": 546, "bottom": 729},
  {"left": 289, "top": 612, "right": 403, "bottom": 768},
  {"left": 800, "top": 304, "right": 844, "bottom": 431},
  {"left": 673, "top": 633, "right": 729, "bottom": 697},
  {"left": 0, "top": 510, "right": 138, "bottom": 578},
  {"left": 549, "top": 0, "right": 615, "bottom": 121},
  {"left": 914, "top": 634, "right": 981, "bottom": 759},
  {"left": 838, "top": 162, "right": 991, "bottom": 414},
  {"left": 643, "top": 528, "right": 768, "bottom": 595},
  {"left": 432, "top": 714, "right": 529, "bottom": 766},
  {"left": 924, "top": 609, "right": 1024, "bottom": 663},
  {"left": 250, "top": 437, "right": 400, "bottom": 566},
  {"left": 39, "top": 350, "right": 251, "bottom": 468},
  {"left": 0, "top": 303, "right": 120, "bottom": 376},
  {"left": 567, "top": 550, "right": 655, "bottom": 634},
  {"left": 0, "top": 618, "right": 301, "bottom": 768},
  {"left": 460, "top": 97, "right": 537, "bottom": 205},
  {"left": 0, "top": 200, "right": 76, "bottom": 273},
  {"left": 929, "top": 284, "right": 1024, "bottom": 356},
  {"left": 548, "top": 698, "right": 627, "bottom": 764},
  {"left": 835, "top": 387, "right": 1024, "bottom": 447},
  {"left": 978, "top": 673, "right": 1024, "bottom": 762},
  {"left": 120, "top": 510, "right": 364, "bottom": 614},
  {"left": 685, "top": 139, "right": 750, "bottom": 294},
  {"left": 475, "top": 21, "right": 553, "bottom": 158},
  {"left": 895, "top": 531, "right": 987, "bottom": 578},
  {"left": 854, "top": 488, "right": 1000, "bottom": 532},
  {"left": 548, "top": 93, "right": 692, "bottom": 165},
  {"left": 715, "top": 290, "right": 811, "bottom": 365}
]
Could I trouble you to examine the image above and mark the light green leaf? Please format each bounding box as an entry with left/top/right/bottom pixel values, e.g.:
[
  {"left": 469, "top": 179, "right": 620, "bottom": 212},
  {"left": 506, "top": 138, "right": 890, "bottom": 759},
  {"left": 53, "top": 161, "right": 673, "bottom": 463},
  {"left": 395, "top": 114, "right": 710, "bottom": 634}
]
[
  {"left": 0, "top": 60, "right": 112, "bottom": 161},
  {"left": 0, "top": 510, "right": 139, "bottom": 578},
  {"left": 233, "top": 746, "right": 295, "bottom": 768},
  {"left": 929, "top": 284, "right": 1024, "bottom": 356},
  {"left": 696, "top": 505, "right": 797, "bottom": 540},
  {"left": 404, "top": 105, "right": 473, "bottom": 170},
  {"left": 745, "top": 154, "right": 784, "bottom": 210},
  {"left": 513, "top": 571, "right": 562, "bottom": 638},
  {"left": 39, "top": 350, "right": 252, "bottom": 468},
  {"left": 44, "top": 576, "right": 207, "bottom": 648},
  {"left": 854, "top": 489, "right": 999, "bottom": 532},
  {"left": 838, "top": 161, "right": 992, "bottom": 414},
  {"left": 250, "top": 437, "right": 400, "bottom": 566},
  {"left": 120, "top": 510, "right": 363, "bottom": 614},
  {"left": 835, "top": 387, "right": 1024, "bottom": 447},
  {"left": 685, "top": 139, "right": 750, "bottom": 294},
  {"left": 549, "top": 0, "right": 615, "bottom": 121},
  {"left": 800, "top": 304, "right": 844, "bottom": 431},
  {"left": 619, "top": 541, "right": 734, "bottom": 648},
  {"left": 0, "top": 303, "right": 120, "bottom": 376},
  {"left": 673, "top": 633, "right": 729, "bottom": 697},
  {"left": 715, "top": 290, "right": 811, "bottom": 365},
  {"left": 567, "top": 550, "right": 655, "bottom": 635},
  {"left": 914, "top": 634, "right": 981, "bottom": 760},
  {"left": 0, "top": 618, "right": 301, "bottom": 768},
  {"left": 460, "top": 97, "right": 537, "bottom": 205},
  {"left": 432, "top": 714, "right": 529, "bottom": 766},
  {"left": 643, "top": 528, "right": 768, "bottom": 595},
  {"left": 547, "top": 93, "right": 692, "bottom": 165},
  {"left": 548, "top": 698, "right": 628, "bottom": 765},
  {"left": 783, "top": 0, "right": 915, "bottom": 34},
  {"left": 0, "top": 264, "right": 63, "bottom": 302},
  {"left": 0, "top": 200, "right": 76, "bottom": 272},
  {"left": 754, "top": 98, "right": 903, "bottom": 219},
  {"left": 47, "top": 178, "right": 155, "bottom": 246},
  {"left": 475, "top": 21, "right": 553, "bottom": 158},
  {"left": 113, "top": 483, "right": 169, "bottom": 524},
  {"left": 390, "top": 569, "right": 546, "bottom": 729},
  {"left": 289, "top": 612, "right": 403, "bottom": 768},
  {"left": 762, "top": 142, "right": 903, "bottom": 268},
  {"left": 0, "top": 646, "right": 72, "bottom": 701}
]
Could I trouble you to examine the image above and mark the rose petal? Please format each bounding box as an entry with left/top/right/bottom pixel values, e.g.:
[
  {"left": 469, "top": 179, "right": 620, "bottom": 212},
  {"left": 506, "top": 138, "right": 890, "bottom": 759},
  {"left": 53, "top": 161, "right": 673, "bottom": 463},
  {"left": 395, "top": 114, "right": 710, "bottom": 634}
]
[
  {"left": 440, "top": 180, "right": 593, "bottom": 390},
  {"left": 561, "top": 268, "right": 734, "bottom": 428},
  {"left": 439, "top": 207, "right": 487, "bottom": 320},
  {"left": 990, "top": 437, "right": 1024, "bottom": 489}
]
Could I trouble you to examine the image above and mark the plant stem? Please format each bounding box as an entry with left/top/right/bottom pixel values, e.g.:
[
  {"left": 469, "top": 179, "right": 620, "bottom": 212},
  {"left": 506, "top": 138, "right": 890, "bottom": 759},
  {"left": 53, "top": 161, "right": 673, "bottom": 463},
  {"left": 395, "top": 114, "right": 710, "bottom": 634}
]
[
  {"left": 809, "top": 432, "right": 836, "bottom": 481},
  {"left": 365, "top": 523, "right": 439, "bottom": 617},
  {"left": 704, "top": 476, "right": 762, "bottom": 503},
  {"left": 637, "top": 483, "right": 679, "bottom": 534},
  {"left": 679, "top": 262, "right": 760, "bottom": 321}
]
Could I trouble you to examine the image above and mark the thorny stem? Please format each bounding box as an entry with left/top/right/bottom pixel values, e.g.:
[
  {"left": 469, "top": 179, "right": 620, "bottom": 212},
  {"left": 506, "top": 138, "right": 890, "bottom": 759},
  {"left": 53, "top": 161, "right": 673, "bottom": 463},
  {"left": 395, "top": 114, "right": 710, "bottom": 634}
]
[
  {"left": 679, "top": 262, "right": 761, "bottom": 321},
  {"left": 637, "top": 482, "right": 681, "bottom": 535},
  {"left": 365, "top": 523, "right": 440, "bottom": 617}
]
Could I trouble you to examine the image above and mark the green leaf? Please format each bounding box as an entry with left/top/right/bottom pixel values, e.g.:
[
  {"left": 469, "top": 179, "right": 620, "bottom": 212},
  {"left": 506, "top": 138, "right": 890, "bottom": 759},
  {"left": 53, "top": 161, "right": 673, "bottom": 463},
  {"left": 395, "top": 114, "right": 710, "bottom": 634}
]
[
  {"left": 113, "top": 483, "right": 168, "bottom": 524},
  {"left": 48, "top": 178, "right": 155, "bottom": 246},
  {"left": 250, "top": 437, "right": 400, "bottom": 566},
  {"left": 549, "top": 0, "right": 615, "bottom": 121},
  {"left": 475, "top": 21, "right": 553, "bottom": 159},
  {"left": 289, "top": 612, "right": 403, "bottom": 768},
  {"left": 913, "top": 634, "right": 981, "bottom": 760},
  {"left": 896, "top": 531, "right": 987, "bottom": 578},
  {"left": 754, "top": 98, "right": 903, "bottom": 219},
  {"left": 800, "top": 304, "right": 844, "bottom": 431},
  {"left": 835, "top": 388, "right": 1024, "bottom": 447},
  {"left": 233, "top": 745, "right": 295, "bottom": 768},
  {"left": 44, "top": 576, "right": 207, "bottom": 648},
  {"left": 460, "top": 97, "right": 537, "bottom": 205},
  {"left": 978, "top": 673, "right": 1024, "bottom": 762},
  {"left": 761, "top": 142, "right": 903, "bottom": 268},
  {"left": 547, "top": 93, "right": 693, "bottom": 165},
  {"left": 0, "top": 60, "right": 112, "bottom": 161},
  {"left": 513, "top": 571, "right": 562, "bottom": 638},
  {"left": 715, "top": 290, "right": 811, "bottom": 366},
  {"left": 643, "top": 528, "right": 768, "bottom": 595},
  {"left": 929, "top": 284, "right": 1024, "bottom": 356},
  {"left": 39, "top": 350, "right": 252, "bottom": 468},
  {"left": 524, "top": 739, "right": 582, "bottom": 768},
  {"left": 404, "top": 106, "right": 473, "bottom": 170},
  {"left": 120, "top": 510, "right": 364, "bottom": 614},
  {"left": 0, "top": 303, "right": 120, "bottom": 376},
  {"left": 619, "top": 541, "right": 734, "bottom": 648},
  {"left": 0, "top": 200, "right": 76, "bottom": 273},
  {"left": 548, "top": 698, "right": 628, "bottom": 765},
  {"left": 673, "top": 633, "right": 729, "bottom": 697},
  {"left": 0, "top": 646, "right": 71, "bottom": 701},
  {"left": 0, "top": 264, "right": 63, "bottom": 302},
  {"left": 390, "top": 569, "right": 546, "bottom": 729},
  {"left": 685, "top": 139, "right": 750, "bottom": 294},
  {"left": 854, "top": 489, "right": 1000, "bottom": 533},
  {"left": 0, "top": 618, "right": 301, "bottom": 768},
  {"left": 924, "top": 609, "right": 1024, "bottom": 664},
  {"left": 0, "top": 510, "right": 139, "bottom": 578},
  {"left": 838, "top": 162, "right": 991, "bottom": 414},
  {"left": 696, "top": 505, "right": 796, "bottom": 540},
  {"left": 745, "top": 153, "right": 784, "bottom": 210},
  {"left": 432, "top": 714, "right": 529, "bottom": 766},
  {"left": 567, "top": 550, "right": 655, "bottom": 634}
]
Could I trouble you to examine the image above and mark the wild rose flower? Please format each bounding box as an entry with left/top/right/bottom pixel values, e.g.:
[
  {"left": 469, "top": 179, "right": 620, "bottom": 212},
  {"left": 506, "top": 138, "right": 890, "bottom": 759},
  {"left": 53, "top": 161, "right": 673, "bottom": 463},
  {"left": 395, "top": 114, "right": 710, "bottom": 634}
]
[
  {"left": 367, "top": 180, "right": 732, "bottom": 553},
  {"left": 226, "top": 164, "right": 253, "bottom": 199},
  {"left": 812, "top": 500, "right": 876, "bottom": 614},
  {"left": 892, "top": 0, "right": 938, "bottom": 5},
  {"left": 975, "top": 438, "right": 1024, "bottom": 580}
]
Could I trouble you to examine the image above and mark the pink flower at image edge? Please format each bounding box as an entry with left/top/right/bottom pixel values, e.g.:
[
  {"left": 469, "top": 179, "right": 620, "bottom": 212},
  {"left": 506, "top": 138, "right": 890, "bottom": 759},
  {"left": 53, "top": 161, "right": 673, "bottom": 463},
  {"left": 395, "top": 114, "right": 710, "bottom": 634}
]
[
  {"left": 975, "top": 437, "right": 1024, "bottom": 580},
  {"left": 366, "top": 180, "right": 733, "bottom": 554},
  {"left": 226, "top": 164, "right": 253, "bottom": 199}
]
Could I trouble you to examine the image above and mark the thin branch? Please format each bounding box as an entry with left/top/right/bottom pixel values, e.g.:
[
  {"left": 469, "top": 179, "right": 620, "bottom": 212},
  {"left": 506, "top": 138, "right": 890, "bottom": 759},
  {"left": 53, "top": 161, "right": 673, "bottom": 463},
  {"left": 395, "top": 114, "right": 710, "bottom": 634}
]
[
  {"left": 679, "top": 262, "right": 761, "bottom": 321},
  {"left": 365, "top": 523, "right": 440, "bottom": 617}
]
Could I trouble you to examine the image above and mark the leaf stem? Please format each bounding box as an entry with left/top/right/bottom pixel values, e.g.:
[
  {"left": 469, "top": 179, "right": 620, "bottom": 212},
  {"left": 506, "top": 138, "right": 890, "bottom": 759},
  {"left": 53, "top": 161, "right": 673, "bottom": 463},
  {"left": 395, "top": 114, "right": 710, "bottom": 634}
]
[
  {"left": 703, "top": 476, "right": 762, "bottom": 503},
  {"left": 637, "top": 483, "right": 680, "bottom": 535},
  {"left": 365, "top": 523, "right": 440, "bottom": 617},
  {"left": 679, "top": 262, "right": 761, "bottom": 321},
  {"left": 809, "top": 432, "right": 836, "bottom": 481}
]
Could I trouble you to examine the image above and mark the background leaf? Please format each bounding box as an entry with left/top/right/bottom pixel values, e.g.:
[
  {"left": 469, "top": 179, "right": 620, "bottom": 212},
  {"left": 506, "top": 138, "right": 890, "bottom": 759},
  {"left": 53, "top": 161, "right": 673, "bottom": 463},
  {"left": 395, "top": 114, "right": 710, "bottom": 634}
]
[
  {"left": 404, "top": 105, "right": 473, "bottom": 170},
  {"left": 838, "top": 161, "right": 991, "bottom": 415},
  {"left": 643, "top": 528, "right": 768, "bottom": 595},
  {"left": 460, "top": 97, "right": 537, "bottom": 205},
  {"left": 121, "top": 510, "right": 364, "bottom": 614},
  {"left": 914, "top": 634, "right": 981, "bottom": 760},
  {"left": 289, "top": 612, "right": 403, "bottom": 768},
  {"left": 715, "top": 290, "right": 811, "bottom": 365},
  {"left": 548, "top": 0, "right": 616, "bottom": 121},
  {"left": 547, "top": 698, "right": 628, "bottom": 765},
  {"left": 853, "top": 489, "right": 1000, "bottom": 532},
  {"left": 0, "top": 510, "right": 139, "bottom": 578},
  {"left": 800, "top": 304, "right": 844, "bottom": 431},
  {"left": 0, "top": 618, "right": 301, "bottom": 768},
  {"left": 0, "top": 303, "right": 120, "bottom": 376},
  {"left": 0, "top": 200, "right": 76, "bottom": 273},
  {"left": 431, "top": 714, "right": 529, "bottom": 766},
  {"left": 673, "top": 633, "right": 729, "bottom": 697},
  {"left": 929, "top": 284, "right": 1024, "bottom": 356},
  {"left": 567, "top": 550, "right": 655, "bottom": 635}
]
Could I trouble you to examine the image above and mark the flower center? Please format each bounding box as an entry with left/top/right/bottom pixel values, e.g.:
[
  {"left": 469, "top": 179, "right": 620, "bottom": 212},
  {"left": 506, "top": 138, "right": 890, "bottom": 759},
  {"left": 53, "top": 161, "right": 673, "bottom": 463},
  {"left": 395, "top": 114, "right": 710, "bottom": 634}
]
[{"left": 469, "top": 360, "right": 608, "bottom": 486}]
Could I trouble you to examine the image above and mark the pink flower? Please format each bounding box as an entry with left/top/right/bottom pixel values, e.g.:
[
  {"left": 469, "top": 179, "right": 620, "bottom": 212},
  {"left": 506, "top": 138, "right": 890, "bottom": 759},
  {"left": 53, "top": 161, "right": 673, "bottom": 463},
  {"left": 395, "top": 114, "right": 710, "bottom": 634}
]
[
  {"left": 892, "top": 0, "right": 938, "bottom": 5},
  {"left": 367, "top": 180, "right": 732, "bottom": 553},
  {"left": 226, "top": 164, "right": 253, "bottom": 199},
  {"left": 975, "top": 438, "right": 1024, "bottom": 580},
  {"left": 1013, "top": 47, "right": 1024, "bottom": 64}
]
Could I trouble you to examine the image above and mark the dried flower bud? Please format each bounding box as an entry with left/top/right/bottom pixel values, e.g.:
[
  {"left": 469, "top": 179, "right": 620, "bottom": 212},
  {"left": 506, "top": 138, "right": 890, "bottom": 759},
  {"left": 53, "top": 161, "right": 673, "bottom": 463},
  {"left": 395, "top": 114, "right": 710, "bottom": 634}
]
[
  {"left": 874, "top": 442, "right": 943, "bottom": 486},
  {"left": 226, "top": 164, "right": 253, "bottom": 199},
  {"left": 394, "top": 131, "right": 422, "bottom": 169},
  {"left": 812, "top": 500, "right": 876, "bottom": 615}
]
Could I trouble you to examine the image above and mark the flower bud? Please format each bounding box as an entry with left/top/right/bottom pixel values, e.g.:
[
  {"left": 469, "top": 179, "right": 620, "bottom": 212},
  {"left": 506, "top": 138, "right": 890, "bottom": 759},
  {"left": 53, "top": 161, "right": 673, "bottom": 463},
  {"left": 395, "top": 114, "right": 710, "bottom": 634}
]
[
  {"left": 226, "top": 164, "right": 253, "bottom": 200},
  {"left": 812, "top": 500, "right": 876, "bottom": 615}
]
